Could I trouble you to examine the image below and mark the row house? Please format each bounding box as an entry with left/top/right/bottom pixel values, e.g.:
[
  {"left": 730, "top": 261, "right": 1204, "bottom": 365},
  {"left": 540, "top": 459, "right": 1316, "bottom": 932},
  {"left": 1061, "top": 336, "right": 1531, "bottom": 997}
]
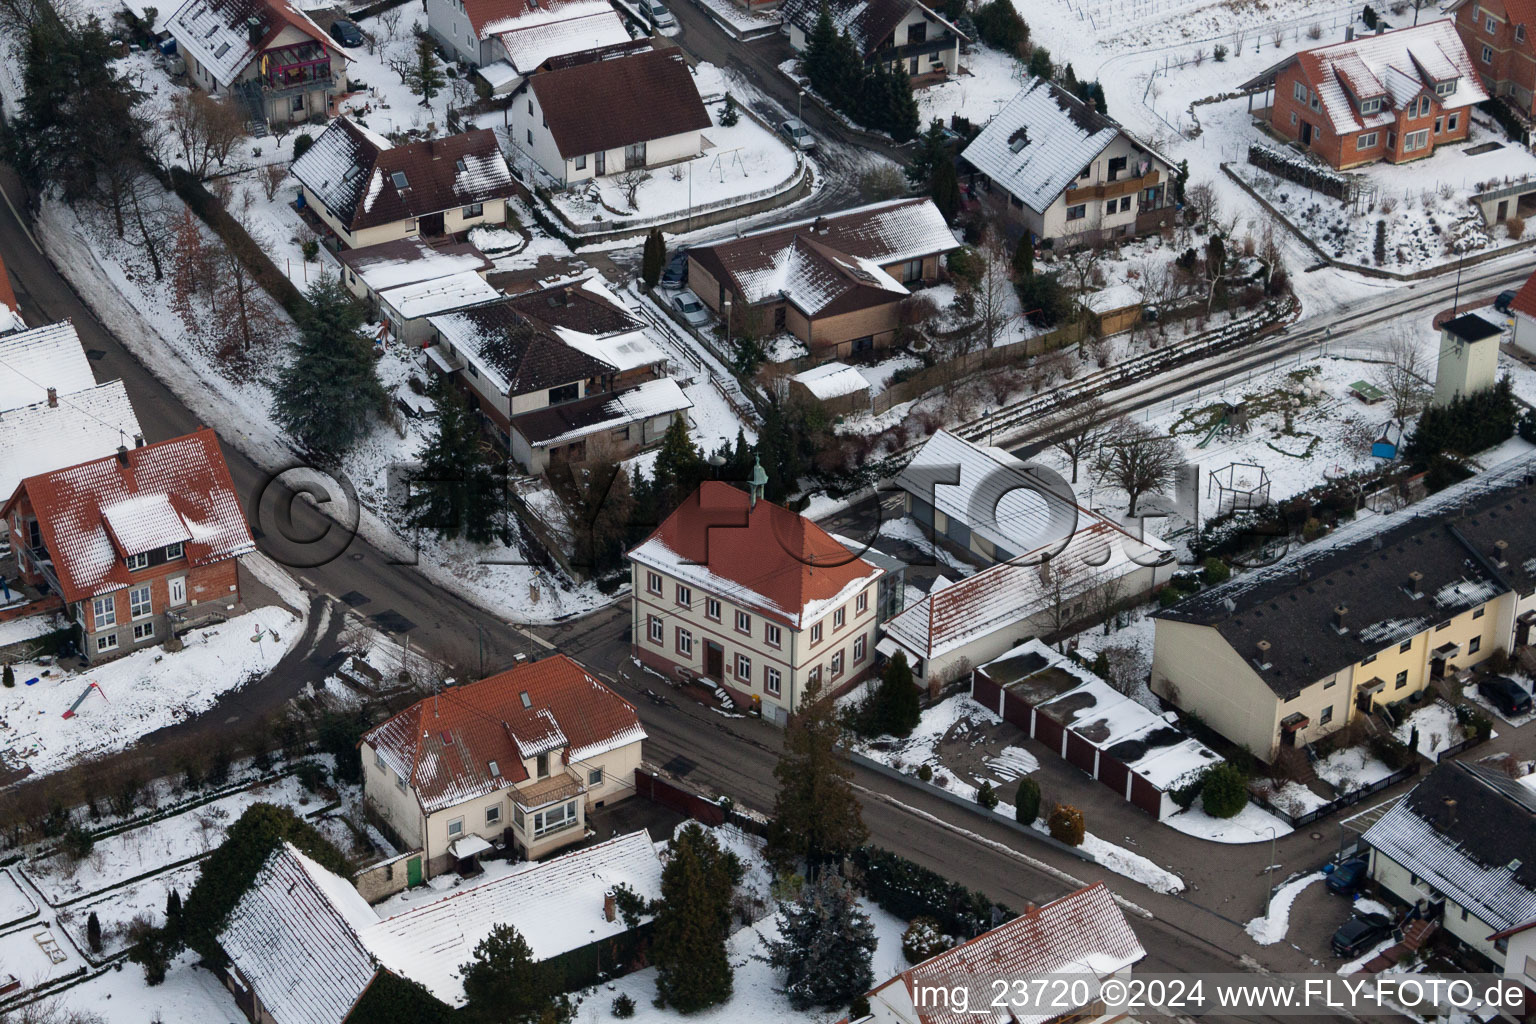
[
  {"left": 167, "top": 0, "right": 348, "bottom": 129},
  {"left": 627, "top": 479, "right": 885, "bottom": 725},
  {"left": 781, "top": 0, "right": 966, "bottom": 86},
  {"left": 1451, "top": 0, "right": 1536, "bottom": 119},
  {"left": 1152, "top": 467, "right": 1536, "bottom": 763},
  {"left": 1242, "top": 20, "right": 1485, "bottom": 170},
  {"left": 360, "top": 654, "right": 645, "bottom": 877},
  {"left": 2, "top": 429, "right": 254, "bottom": 662}
]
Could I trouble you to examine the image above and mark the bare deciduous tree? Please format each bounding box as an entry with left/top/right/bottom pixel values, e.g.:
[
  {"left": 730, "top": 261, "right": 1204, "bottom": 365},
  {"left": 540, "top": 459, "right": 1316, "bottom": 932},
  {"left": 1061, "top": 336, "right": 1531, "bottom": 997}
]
[
  {"left": 1056, "top": 239, "right": 1108, "bottom": 298},
  {"left": 967, "top": 232, "right": 1019, "bottom": 351},
  {"left": 616, "top": 168, "right": 652, "bottom": 209},
  {"left": 1047, "top": 396, "right": 1112, "bottom": 483},
  {"left": 1185, "top": 181, "right": 1220, "bottom": 227},
  {"left": 1094, "top": 418, "right": 1184, "bottom": 516},
  {"left": 167, "top": 92, "right": 246, "bottom": 178},
  {"left": 119, "top": 170, "right": 172, "bottom": 281},
  {"left": 259, "top": 161, "right": 289, "bottom": 202},
  {"left": 1370, "top": 333, "right": 1432, "bottom": 428},
  {"left": 1100, "top": 643, "right": 1150, "bottom": 697},
  {"left": 379, "top": 6, "right": 403, "bottom": 40}
]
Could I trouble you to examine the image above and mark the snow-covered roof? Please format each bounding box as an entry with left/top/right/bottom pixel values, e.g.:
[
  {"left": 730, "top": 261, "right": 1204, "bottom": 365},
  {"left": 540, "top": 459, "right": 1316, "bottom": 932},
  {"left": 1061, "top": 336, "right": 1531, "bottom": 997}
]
[
  {"left": 496, "top": 8, "right": 631, "bottom": 73},
  {"left": 338, "top": 238, "right": 493, "bottom": 294},
  {"left": 0, "top": 381, "right": 143, "bottom": 511},
  {"left": 429, "top": 299, "right": 618, "bottom": 398},
  {"left": 0, "top": 321, "right": 96, "bottom": 414},
  {"left": 963, "top": 77, "right": 1155, "bottom": 215},
  {"left": 379, "top": 271, "right": 501, "bottom": 322},
  {"left": 166, "top": 0, "right": 338, "bottom": 88},
  {"left": 1083, "top": 284, "right": 1143, "bottom": 315},
  {"left": 220, "top": 843, "right": 379, "bottom": 1024},
  {"left": 366, "top": 831, "right": 663, "bottom": 1005},
  {"left": 474, "top": 58, "right": 523, "bottom": 95},
  {"left": 780, "top": 0, "right": 966, "bottom": 57},
  {"left": 791, "top": 361, "right": 871, "bottom": 400},
  {"left": 362, "top": 654, "right": 645, "bottom": 814},
  {"left": 2, "top": 428, "right": 255, "bottom": 603},
  {"left": 468, "top": 0, "right": 613, "bottom": 36},
  {"left": 539, "top": 278, "right": 666, "bottom": 373},
  {"left": 521, "top": 377, "right": 692, "bottom": 448},
  {"left": 866, "top": 882, "right": 1143, "bottom": 1024},
  {"left": 1244, "top": 20, "right": 1486, "bottom": 135}
]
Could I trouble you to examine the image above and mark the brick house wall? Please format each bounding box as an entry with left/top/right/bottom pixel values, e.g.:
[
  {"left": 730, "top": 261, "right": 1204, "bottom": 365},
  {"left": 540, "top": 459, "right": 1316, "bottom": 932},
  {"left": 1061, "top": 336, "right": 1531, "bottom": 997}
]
[
  {"left": 1271, "top": 61, "right": 1471, "bottom": 169},
  {"left": 1454, "top": 0, "right": 1536, "bottom": 114}
]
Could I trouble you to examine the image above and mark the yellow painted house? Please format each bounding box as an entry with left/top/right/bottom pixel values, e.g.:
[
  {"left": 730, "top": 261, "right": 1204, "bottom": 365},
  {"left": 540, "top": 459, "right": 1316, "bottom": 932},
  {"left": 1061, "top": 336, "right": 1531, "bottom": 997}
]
[{"left": 1152, "top": 474, "right": 1536, "bottom": 762}]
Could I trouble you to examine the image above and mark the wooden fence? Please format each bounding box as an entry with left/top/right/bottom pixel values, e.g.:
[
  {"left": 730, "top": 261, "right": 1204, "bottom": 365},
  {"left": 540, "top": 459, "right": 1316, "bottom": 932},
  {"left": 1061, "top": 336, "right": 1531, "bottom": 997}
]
[{"left": 866, "top": 321, "right": 1087, "bottom": 416}]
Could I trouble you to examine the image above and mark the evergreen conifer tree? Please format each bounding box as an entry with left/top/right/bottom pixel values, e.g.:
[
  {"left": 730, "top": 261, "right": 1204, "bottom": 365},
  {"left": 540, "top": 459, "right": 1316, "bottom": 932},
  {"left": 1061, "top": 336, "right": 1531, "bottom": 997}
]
[
  {"left": 804, "top": 5, "right": 839, "bottom": 96},
  {"left": 404, "top": 376, "right": 508, "bottom": 544},
  {"left": 868, "top": 651, "right": 920, "bottom": 737},
  {"left": 653, "top": 824, "right": 742, "bottom": 1012},
  {"left": 907, "top": 119, "right": 948, "bottom": 187},
  {"left": 720, "top": 92, "right": 740, "bottom": 127},
  {"left": 641, "top": 228, "right": 665, "bottom": 289},
  {"left": 766, "top": 871, "right": 877, "bottom": 1009},
  {"left": 1013, "top": 235, "right": 1034, "bottom": 279},
  {"left": 272, "top": 274, "right": 388, "bottom": 458},
  {"left": 930, "top": 154, "right": 961, "bottom": 223},
  {"left": 87, "top": 911, "right": 102, "bottom": 954},
  {"left": 404, "top": 34, "right": 447, "bottom": 107},
  {"left": 652, "top": 416, "right": 708, "bottom": 515},
  {"left": 459, "top": 923, "right": 564, "bottom": 1024},
  {"left": 2, "top": 663, "right": 12, "bottom": 689},
  {"left": 886, "top": 68, "right": 920, "bottom": 142},
  {"left": 768, "top": 678, "right": 869, "bottom": 871}
]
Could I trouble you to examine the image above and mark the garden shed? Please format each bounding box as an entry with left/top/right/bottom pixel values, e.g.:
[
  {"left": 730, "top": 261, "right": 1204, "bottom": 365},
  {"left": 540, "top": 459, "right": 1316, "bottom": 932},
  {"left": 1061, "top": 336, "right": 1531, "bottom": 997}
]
[
  {"left": 1081, "top": 284, "right": 1143, "bottom": 337},
  {"left": 972, "top": 640, "right": 1217, "bottom": 819},
  {"left": 788, "top": 361, "right": 872, "bottom": 418}
]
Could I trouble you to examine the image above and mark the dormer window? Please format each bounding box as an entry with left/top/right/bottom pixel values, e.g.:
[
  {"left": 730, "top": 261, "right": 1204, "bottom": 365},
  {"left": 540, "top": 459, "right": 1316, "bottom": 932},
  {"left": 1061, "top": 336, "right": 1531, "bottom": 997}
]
[
  {"left": 1435, "top": 79, "right": 1457, "bottom": 96},
  {"left": 1360, "top": 97, "right": 1383, "bottom": 114},
  {"left": 165, "top": 541, "right": 184, "bottom": 560},
  {"left": 1518, "top": 24, "right": 1526, "bottom": 41},
  {"left": 126, "top": 552, "right": 149, "bottom": 571},
  {"left": 391, "top": 170, "right": 409, "bottom": 189}
]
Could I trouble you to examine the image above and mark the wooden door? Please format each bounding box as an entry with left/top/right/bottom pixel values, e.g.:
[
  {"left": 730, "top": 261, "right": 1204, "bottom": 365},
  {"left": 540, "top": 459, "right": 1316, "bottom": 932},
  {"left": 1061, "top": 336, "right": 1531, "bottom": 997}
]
[{"left": 704, "top": 641, "right": 723, "bottom": 681}]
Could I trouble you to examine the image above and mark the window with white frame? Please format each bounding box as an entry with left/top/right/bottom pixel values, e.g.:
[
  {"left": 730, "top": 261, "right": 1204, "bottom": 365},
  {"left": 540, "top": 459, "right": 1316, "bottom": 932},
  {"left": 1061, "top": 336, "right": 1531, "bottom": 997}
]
[
  {"left": 676, "top": 584, "right": 691, "bottom": 607},
  {"left": 1293, "top": 81, "right": 1307, "bottom": 102},
  {"left": 1357, "top": 132, "right": 1378, "bottom": 149},
  {"left": 447, "top": 817, "right": 464, "bottom": 837},
  {"left": 856, "top": 589, "right": 869, "bottom": 614},
  {"left": 706, "top": 597, "right": 721, "bottom": 621},
  {"left": 129, "top": 585, "right": 152, "bottom": 620},
  {"left": 1435, "top": 79, "right": 1457, "bottom": 96},
  {"left": 1419, "top": 95, "right": 1432, "bottom": 117},
  {"left": 1360, "top": 97, "right": 1382, "bottom": 114},
  {"left": 811, "top": 622, "right": 823, "bottom": 644},
  {"left": 735, "top": 610, "right": 751, "bottom": 634},
  {"left": 1448, "top": 113, "right": 1459, "bottom": 131},
  {"left": 1483, "top": 43, "right": 1494, "bottom": 62},
  {"left": 95, "top": 632, "right": 118, "bottom": 652},
  {"left": 808, "top": 665, "right": 821, "bottom": 688},
  {"left": 463, "top": 203, "right": 483, "bottom": 218},
  {"left": 1290, "top": 111, "right": 1298, "bottom": 125},
  {"left": 132, "top": 621, "right": 154, "bottom": 642},
  {"left": 486, "top": 804, "right": 502, "bottom": 825},
  {"left": 765, "top": 667, "right": 781, "bottom": 695},
  {"left": 831, "top": 650, "right": 844, "bottom": 677},
  {"left": 1404, "top": 129, "right": 1429, "bottom": 151},
  {"left": 375, "top": 751, "right": 386, "bottom": 770},
  {"left": 854, "top": 634, "right": 867, "bottom": 662},
  {"left": 1519, "top": 24, "right": 1527, "bottom": 40},
  {"left": 1469, "top": 636, "right": 1482, "bottom": 654},
  {"left": 676, "top": 627, "right": 692, "bottom": 656},
  {"left": 1487, "top": 13, "right": 1497, "bottom": 31},
  {"left": 589, "top": 768, "right": 604, "bottom": 786},
  {"left": 736, "top": 653, "right": 751, "bottom": 679},
  {"left": 647, "top": 571, "right": 662, "bottom": 594},
  {"left": 1066, "top": 204, "right": 1086, "bottom": 221},
  {"left": 1435, "top": 116, "right": 1443, "bottom": 133},
  {"left": 93, "top": 595, "right": 116, "bottom": 627},
  {"left": 1320, "top": 705, "right": 1334, "bottom": 725},
  {"left": 126, "top": 552, "right": 149, "bottom": 571},
  {"left": 575, "top": 154, "right": 587, "bottom": 169},
  {"left": 765, "top": 623, "right": 781, "bottom": 648},
  {"left": 648, "top": 615, "right": 663, "bottom": 644},
  {"left": 165, "top": 541, "right": 184, "bottom": 559},
  {"left": 395, "top": 770, "right": 407, "bottom": 791},
  {"left": 533, "top": 800, "right": 577, "bottom": 836},
  {"left": 833, "top": 607, "right": 845, "bottom": 630}
]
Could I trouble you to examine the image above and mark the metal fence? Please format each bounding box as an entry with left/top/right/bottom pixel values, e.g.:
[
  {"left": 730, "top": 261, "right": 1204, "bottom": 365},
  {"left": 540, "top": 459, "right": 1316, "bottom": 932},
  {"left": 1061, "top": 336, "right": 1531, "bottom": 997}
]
[{"left": 1251, "top": 761, "right": 1419, "bottom": 828}]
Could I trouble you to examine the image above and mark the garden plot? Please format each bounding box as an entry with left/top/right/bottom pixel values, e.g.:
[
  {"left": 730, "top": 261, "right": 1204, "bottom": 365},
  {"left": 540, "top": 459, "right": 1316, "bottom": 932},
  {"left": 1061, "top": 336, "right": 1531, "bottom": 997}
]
[
  {"left": 26, "top": 773, "right": 314, "bottom": 905},
  {"left": 0, "top": 869, "right": 37, "bottom": 928},
  {"left": 0, "top": 922, "right": 84, "bottom": 994},
  {"left": 60, "top": 861, "right": 203, "bottom": 958},
  {"left": 845, "top": 693, "right": 1022, "bottom": 802},
  {"left": 1394, "top": 701, "right": 1473, "bottom": 758},
  {"left": 1315, "top": 745, "right": 1396, "bottom": 794},
  {"left": 916, "top": 45, "right": 1030, "bottom": 129},
  {"left": 47, "top": 949, "right": 240, "bottom": 1024},
  {"left": 0, "top": 607, "right": 300, "bottom": 784},
  {"left": 549, "top": 64, "right": 802, "bottom": 231}
]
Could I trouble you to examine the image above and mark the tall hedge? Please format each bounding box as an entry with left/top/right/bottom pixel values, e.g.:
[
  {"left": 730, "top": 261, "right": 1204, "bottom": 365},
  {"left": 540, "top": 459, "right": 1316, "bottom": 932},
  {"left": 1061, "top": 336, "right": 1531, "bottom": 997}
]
[{"left": 852, "top": 847, "right": 1011, "bottom": 939}]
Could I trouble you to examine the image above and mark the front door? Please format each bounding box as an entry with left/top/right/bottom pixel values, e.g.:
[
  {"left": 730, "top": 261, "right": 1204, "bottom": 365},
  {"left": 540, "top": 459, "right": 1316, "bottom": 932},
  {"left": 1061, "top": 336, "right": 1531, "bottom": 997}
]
[
  {"left": 406, "top": 856, "right": 422, "bottom": 887},
  {"left": 1431, "top": 656, "right": 1447, "bottom": 680},
  {"left": 1300, "top": 121, "right": 1313, "bottom": 145},
  {"left": 168, "top": 576, "right": 187, "bottom": 608},
  {"left": 704, "top": 641, "right": 724, "bottom": 681}
]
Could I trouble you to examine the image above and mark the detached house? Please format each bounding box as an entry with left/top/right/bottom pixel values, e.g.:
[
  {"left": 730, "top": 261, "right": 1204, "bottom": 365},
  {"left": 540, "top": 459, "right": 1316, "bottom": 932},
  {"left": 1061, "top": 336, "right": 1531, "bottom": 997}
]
[
  {"left": 781, "top": 0, "right": 965, "bottom": 86},
  {"left": 426, "top": 0, "right": 630, "bottom": 93},
  {"left": 166, "top": 0, "right": 347, "bottom": 128},
  {"left": 337, "top": 237, "right": 498, "bottom": 343},
  {"left": 685, "top": 198, "right": 956, "bottom": 360},
  {"left": 291, "top": 119, "right": 517, "bottom": 249},
  {"left": 360, "top": 654, "right": 645, "bottom": 877},
  {"left": 962, "top": 78, "right": 1175, "bottom": 245},
  {"left": 1241, "top": 21, "right": 1485, "bottom": 170},
  {"left": 1152, "top": 467, "right": 1536, "bottom": 763},
  {"left": 510, "top": 47, "right": 711, "bottom": 186},
  {"left": 2, "top": 428, "right": 254, "bottom": 662},
  {"left": 1451, "top": 0, "right": 1536, "bottom": 119},
  {"left": 628, "top": 479, "right": 885, "bottom": 724}
]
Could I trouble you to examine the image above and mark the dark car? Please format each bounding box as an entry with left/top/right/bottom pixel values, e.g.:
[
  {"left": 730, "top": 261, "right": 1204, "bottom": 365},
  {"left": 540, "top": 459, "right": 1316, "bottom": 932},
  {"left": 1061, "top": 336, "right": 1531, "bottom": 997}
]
[
  {"left": 1479, "top": 676, "right": 1534, "bottom": 717},
  {"left": 1331, "top": 912, "right": 1394, "bottom": 958},
  {"left": 1495, "top": 289, "right": 1519, "bottom": 314},
  {"left": 660, "top": 251, "right": 688, "bottom": 289},
  {"left": 1325, "top": 857, "right": 1368, "bottom": 896},
  {"left": 329, "top": 18, "right": 363, "bottom": 47}
]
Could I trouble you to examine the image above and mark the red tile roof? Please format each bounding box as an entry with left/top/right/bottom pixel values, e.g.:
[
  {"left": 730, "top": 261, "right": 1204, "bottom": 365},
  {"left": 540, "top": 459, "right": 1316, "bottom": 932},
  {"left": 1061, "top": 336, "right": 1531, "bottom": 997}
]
[
  {"left": 869, "top": 883, "right": 1144, "bottom": 1024},
  {"left": 0, "top": 251, "right": 20, "bottom": 324},
  {"left": 362, "top": 654, "right": 645, "bottom": 814},
  {"left": 2, "top": 428, "right": 254, "bottom": 603},
  {"left": 627, "top": 481, "right": 883, "bottom": 628},
  {"left": 1511, "top": 267, "right": 1536, "bottom": 321}
]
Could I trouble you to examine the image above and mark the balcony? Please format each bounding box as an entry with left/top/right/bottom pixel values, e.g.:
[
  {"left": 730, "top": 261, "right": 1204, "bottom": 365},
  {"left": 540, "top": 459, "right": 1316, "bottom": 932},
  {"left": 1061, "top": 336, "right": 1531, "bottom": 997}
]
[
  {"left": 1065, "top": 169, "right": 1161, "bottom": 204},
  {"left": 260, "top": 71, "right": 334, "bottom": 98}
]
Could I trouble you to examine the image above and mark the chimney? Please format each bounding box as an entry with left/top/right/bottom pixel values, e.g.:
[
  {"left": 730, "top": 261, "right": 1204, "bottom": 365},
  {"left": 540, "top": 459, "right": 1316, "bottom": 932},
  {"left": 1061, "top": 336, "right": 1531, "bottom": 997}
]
[
  {"left": 46, "top": 387, "right": 57, "bottom": 408},
  {"left": 1332, "top": 604, "right": 1348, "bottom": 633},
  {"left": 246, "top": 15, "right": 262, "bottom": 43},
  {"left": 115, "top": 445, "right": 129, "bottom": 466},
  {"left": 1345, "top": 25, "right": 1355, "bottom": 41},
  {"left": 1440, "top": 798, "right": 1457, "bottom": 829},
  {"left": 1255, "top": 638, "right": 1272, "bottom": 668},
  {"left": 603, "top": 889, "right": 617, "bottom": 923},
  {"left": 1376, "top": 23, "right": 1385, "bottom": 34},
  {"left": 1038, "top": 556, "right": 1052, "bottom": 586},
  {"left": 133, "top": 434, "right": 145, "bottom": 448},
  {"left": 811, "top": 216, "right": 826, "bottom": 234},
  {"left": 1405, "top": 570, "right": 1424, "bottom": 597},
  {"left": 1492, "top": 539, "right": 1509, "bottom": 567}
]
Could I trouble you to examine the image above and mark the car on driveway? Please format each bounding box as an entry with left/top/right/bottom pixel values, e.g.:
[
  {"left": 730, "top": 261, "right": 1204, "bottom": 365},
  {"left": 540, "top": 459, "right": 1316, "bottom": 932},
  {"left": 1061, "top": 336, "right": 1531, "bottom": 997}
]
[
  {"left": 329, "top": 18, "right": 363, "bottom": 47},
  {"left": 778, "top": 118, "right": 816, "bottom": 151},
  {"left": 647, "top": 1, "right": 676, "bottom": 30},
  {"left": 1331, "top": 912, "right": 1394, "bottom": 958},
  {"left": 660, "top": 251, "right": 688, "bottom": 289},
  {"left": 1495, "top": 289, "right": 1519, "bottom": 314},
  {"left": 671, "top": 289, "right": 710, "bottom": 327},
  {"left": 1478, "top": 676, "right": 1533, "bottom": 717},
  {"left": 1325, "top": 857, "right": 1369, "bottom": 896}
]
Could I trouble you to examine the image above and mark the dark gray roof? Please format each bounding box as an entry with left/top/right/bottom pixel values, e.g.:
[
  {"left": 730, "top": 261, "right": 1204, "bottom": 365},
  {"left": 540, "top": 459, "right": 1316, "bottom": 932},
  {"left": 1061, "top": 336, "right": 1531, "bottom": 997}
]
[
  {"left": 1362, "top": 762, "right": 1536, "bottom": 931},
  {"left": 1156, "top": 474, "right": 1536, "bottom": 696},
  {"left": 1442, "top": 313, "right": 1503, "bottom": 343}
]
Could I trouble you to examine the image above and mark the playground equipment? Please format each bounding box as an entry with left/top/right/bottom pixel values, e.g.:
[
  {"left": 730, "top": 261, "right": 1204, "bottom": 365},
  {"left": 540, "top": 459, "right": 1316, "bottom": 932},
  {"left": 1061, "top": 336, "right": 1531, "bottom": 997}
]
[
  {"left": 1207, "top": 462, "right": 1271, "bottom": 515},
  {"left": 61, "top": 681, "right": 106, "bottom": 719},
  {"left": 1196, "top": 402, "right": 1250, "bottom": 449}
]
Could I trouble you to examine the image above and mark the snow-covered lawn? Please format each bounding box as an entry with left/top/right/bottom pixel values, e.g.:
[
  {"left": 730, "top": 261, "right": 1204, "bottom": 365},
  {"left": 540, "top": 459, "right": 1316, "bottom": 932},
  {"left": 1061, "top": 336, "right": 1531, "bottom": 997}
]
[
  {"left": 547, "top": 64, "right": 802, "bottom": 231},
  {"left": 61, "top": 861, "right": 203, "bottom": 957},
  {"left": 1162, "top": 800, "right": 1295, "bottom": 844},
  {"left": 49, "top": 950, "right": 239, "bottom": 1022},
  {"left": 1, "top": 921, "right": 86, "bottom": 994},
  {"left": 1245, "top": 870, "right": 1324, "bottom": 945},
  {"left": 1253, "top": 779, "right": 1330, "bottom": 817},
  {"left": 1315, "top": 745, "right": 1396, "bottom": 794},
  {"left": 0, "top": 606, "right": 300, "bottom": 783},
  {"left": 692, "top": 0, "right": 780, "bottom": 34},
  {"left": 1394, "top": 701, "right": 1470, "bottom": 759},
  {"left": 0, "top": 868, "right": 37, "bottom": 927},
  {"left": 916, "top": 45, "right": 1030, "bottom": 129}
]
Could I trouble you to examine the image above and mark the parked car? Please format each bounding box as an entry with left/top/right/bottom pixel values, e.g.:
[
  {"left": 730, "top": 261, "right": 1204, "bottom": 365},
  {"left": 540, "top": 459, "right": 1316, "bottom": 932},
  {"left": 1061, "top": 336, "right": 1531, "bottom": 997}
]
[
  {"left": 660, "top": 251, "right": 688, "bottom": 289},
  {"left": 671, "top": 290, "right": 711, "bottom": 327},
  {"left": 1331, "top": 912, "right": 1394, "bottom": 958},
  {"left": 778, "top": 118, "right": 816, "bottom": 151},
  {"left": 647, "top": 1, "right": 676, "bottom": 29},
  {"left": 329, "top": 18, "right": 364, "bottom": 47},
  {"left": 1325, "top": 857, "right": 1368, "bottom": 896},
  {"left": 1478, "top": 676, "right": 1534, "bottom": 717},
  {"left": 1495, "top": 289, "right": 1519, "bottom": 314}
]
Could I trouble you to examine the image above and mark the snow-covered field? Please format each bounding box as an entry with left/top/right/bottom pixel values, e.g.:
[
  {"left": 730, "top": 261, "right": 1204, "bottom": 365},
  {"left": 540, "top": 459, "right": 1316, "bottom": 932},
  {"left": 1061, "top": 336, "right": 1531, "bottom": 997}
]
[{"left": 0, "top": 607, "right": 299, "bottom": 782}]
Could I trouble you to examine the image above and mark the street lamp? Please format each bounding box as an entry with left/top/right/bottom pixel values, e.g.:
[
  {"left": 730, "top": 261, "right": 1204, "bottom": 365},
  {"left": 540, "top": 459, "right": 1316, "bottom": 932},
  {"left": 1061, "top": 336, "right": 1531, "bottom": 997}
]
[{"left": 709, "top": 453, "right": 726, "bottom": 478}]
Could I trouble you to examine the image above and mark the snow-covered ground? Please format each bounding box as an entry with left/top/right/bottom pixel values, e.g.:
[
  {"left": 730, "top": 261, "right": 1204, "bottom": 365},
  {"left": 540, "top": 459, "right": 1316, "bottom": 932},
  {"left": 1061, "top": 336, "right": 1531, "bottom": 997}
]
[
  {"left": 1394, "top": 701, "right": 1470, "bottom": 759},
  {"left": 1245, "top": 870, "right": 1324, "bottom": 945},
  {"left": 916, "top": 45, "right": 1031, "bottom": 129},
  {"left": 1463, "top": 673, "right": 1536, "bottom": 727},
  {"left": 1315, "top": 745, "right": 1396, "bottom": 793},
  {"left": 1163, "top": 800, "right": 1295, "bottom": 843},
  {"left": 691, "top": 0, "right": 780, "bottom": 34},
  {"left": 0, "top": 606, "right": 299, "bottom": 783}
]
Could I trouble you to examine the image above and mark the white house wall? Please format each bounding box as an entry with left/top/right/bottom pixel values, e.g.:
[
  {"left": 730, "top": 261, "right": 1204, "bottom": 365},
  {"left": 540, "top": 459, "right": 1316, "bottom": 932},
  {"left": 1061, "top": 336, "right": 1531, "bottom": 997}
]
[
  {"left": 1040, "top": 135, "right": 1166, "bottom": 243},
  {"left": 1151, "top": 619, "right": 1286, "bottom": 761},
  {"left": 426, "top": 0, "right": 487, "bottom": 65},
  {"left": 1368, "top": 849, "right": 1509, "bottom": 968}
]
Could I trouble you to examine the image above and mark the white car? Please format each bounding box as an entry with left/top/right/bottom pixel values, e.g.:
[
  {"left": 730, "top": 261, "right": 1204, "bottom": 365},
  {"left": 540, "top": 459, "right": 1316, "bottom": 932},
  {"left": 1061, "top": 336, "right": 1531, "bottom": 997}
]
[
  {"left": 671, "top": 290, "right": 711, "bottom": 327},
  {"left": 647, "top": 1, "right": 677, "bottom": 29},
  {"left": 778, "top": 118, "right": 816, "bottom": 151}
]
